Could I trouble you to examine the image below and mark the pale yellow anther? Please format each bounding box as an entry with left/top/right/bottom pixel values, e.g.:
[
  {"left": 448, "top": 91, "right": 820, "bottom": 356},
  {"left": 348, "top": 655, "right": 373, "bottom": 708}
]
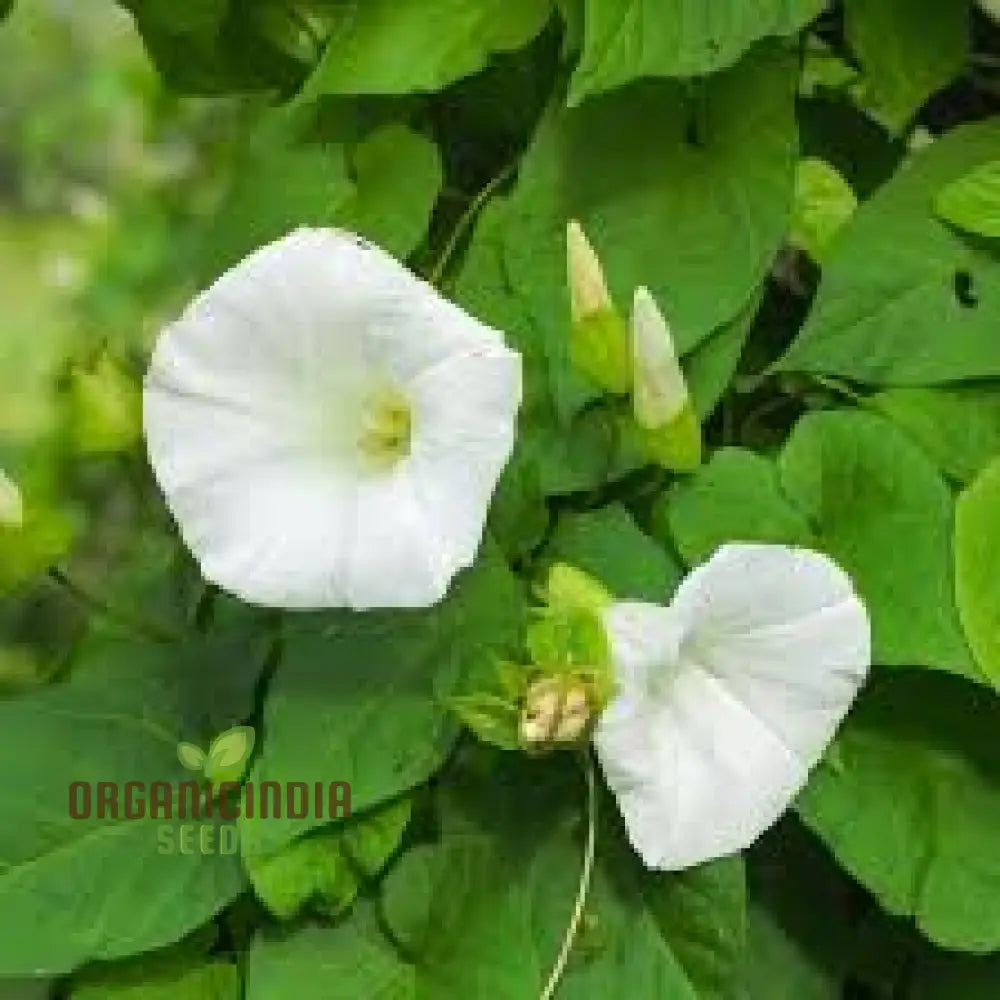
[{"left": 358, "top": 386, "right": 412, "bottom": 470}]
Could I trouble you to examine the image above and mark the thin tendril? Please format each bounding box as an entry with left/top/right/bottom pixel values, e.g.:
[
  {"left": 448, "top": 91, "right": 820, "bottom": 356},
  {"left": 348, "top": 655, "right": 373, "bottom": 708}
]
[
  {"left": 540, "top": 748, "right": 598, "bottom": 1000},
  {"left": 427, "top": 163, "right": 517, "bottom": 288}
]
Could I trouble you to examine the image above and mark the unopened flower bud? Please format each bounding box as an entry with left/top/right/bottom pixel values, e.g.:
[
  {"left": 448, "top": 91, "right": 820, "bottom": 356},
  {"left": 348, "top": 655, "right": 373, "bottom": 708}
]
[
  {"left": 520, "top": 676, "right": 592, "bottom": 748},
  {"left": 0, "top": 470, "right": 23, "bottom": 529},
  {"left": 567, "top": 221, "right": 631, "bottom": 394},
  {"left": 629, "top": 287, "right": 701, "bottom": 471}
]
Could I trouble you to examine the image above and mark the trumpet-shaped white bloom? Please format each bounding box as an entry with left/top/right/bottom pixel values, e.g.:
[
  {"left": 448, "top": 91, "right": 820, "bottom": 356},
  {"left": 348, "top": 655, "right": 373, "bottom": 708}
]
[
  {"left": 144, "top": 229, "right": 521, "bottom": 610},
  {"left": 594, "top": 544, "right": 870, "bottom": 871}
]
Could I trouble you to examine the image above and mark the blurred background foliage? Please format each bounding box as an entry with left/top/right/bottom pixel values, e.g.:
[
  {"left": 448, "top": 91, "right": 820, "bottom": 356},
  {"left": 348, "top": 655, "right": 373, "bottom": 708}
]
[{"left": 0, "top": 1, "right": 246, "bottom": 688}]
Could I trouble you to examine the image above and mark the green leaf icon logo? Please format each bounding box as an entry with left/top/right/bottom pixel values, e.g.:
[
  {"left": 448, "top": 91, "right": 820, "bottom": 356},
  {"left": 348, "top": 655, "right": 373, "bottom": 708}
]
[
  {"left": 177, "top": 742, "right": 207, "bottom": 772},
  {"left": 204, "top": 726, "right": 256, "bottom": 784}
]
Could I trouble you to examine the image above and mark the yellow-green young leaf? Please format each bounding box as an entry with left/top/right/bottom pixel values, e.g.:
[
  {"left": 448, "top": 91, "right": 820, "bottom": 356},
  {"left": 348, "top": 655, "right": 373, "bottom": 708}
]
[
  {"left": 844, "top": 0, "right": 968, "bottom": 133},
  {"left": 247, "top": 834, "right": 358, "bottom": 920},
  {"left": 341, "top": 797, "right": 412, "bottom": 878},
  {"left": 935, "top": 161, "right": 1000, "bottom": 239},
  {"left": 955, "top": 457, "right": 1000, "bottom": 688},
  {"left": 789, "top": 158, "right": 857, "bottom": 262}
]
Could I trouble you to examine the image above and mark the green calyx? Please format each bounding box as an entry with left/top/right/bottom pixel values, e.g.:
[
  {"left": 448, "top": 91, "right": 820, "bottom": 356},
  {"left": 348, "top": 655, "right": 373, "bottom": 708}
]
[{"left": 449, "top": 563, "right": 617, "bottom": 754}]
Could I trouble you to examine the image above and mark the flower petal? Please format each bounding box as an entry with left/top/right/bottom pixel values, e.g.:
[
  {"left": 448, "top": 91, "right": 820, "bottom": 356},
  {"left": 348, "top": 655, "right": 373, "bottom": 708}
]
[
  {"left": 595, "top": 544, "right": 870, "bottom": 870},
  {"left": 144, "top": 228, "right": 520, "bottom": 609}
]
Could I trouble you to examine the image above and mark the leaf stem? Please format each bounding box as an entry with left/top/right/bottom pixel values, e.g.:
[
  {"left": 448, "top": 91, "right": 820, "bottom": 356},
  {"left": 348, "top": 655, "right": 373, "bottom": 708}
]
[
  {"left": 427, "top": 163, "right": 517, "bottom": 288},
  {"left": 540, "top": 748, "right": 598, "bottom": 1000},
  {"left": 47, "top": 566, "right": 177, "bottom": 643}
]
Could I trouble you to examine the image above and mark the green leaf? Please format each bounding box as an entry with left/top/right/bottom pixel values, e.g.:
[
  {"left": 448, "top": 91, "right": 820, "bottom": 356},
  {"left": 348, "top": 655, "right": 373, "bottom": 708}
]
[
  {"left": 665, "top": 447, "right": 814, "bottom": 567},
  {"left": 684, "top": 290, "right": 759, "bottom": 422},
  {"left": 910, "top": 952, "right": 1000, "bottom": 1000},
  {"left": 0, "top": 635, "right": 263, "bottom": 973},
  {"left": 301, "top": 0, "right": 553, "bottom": 97},
  {"left": 71, "top": 955, "right": 237, "bottom": 1000},
  {"left": 117, "top": 0, "right": 228, "bottom": 38},
  {"left": 955, "top": 457, "right": 1000, "bottom": 688},
  {"left": 454, "top": 197, "right": 618, "bottom": 501},
  {"left": 779, "top": 410, "right": 976, "bottom": 679},
  {"left": 789, "top": 158, "right": 858, "bottom": 263},
  {"left": 867, "top": 385, "right": 1000, "bottom": 484},
  {"left": 335, "top": 124, "right": 443, "bottom": 259},
  {"left": 797, "top": 669, "right": 1000, "bottom": 952},
  {"left": 777, "top": 118, "right": 1000, "bottom": 384},
  {"left": 642, "top": 855, "right": 747, "bottom": 1000},
  {"left": 567, "top": 0, "right": 822, "bottom": 102},
  {"left": 375, "top": 751, "right": 742, "bottom": 998},
  {"left": 936, "top": 160, "right": 1000, "bottom": 239},
  {"left": 744, "top": 821, "right": 860, "bottom": 1000},
  {"left": 247, "top": 908, "right": 415, "bottom": 1000},
  {"left": 198, "top": 112, "right": 440, "bottom": 281},
  {"left": 239, "top": 549, "right": 524, "bottom": 860},
  {"left": 119, "top": 1, "right": 302, "bottom": 95},
  {"left": 665, "top": 413, "right": 978, "bottom": 681},
  {"left": 544, "top": 504, "right": 681, "bottom": 600},
  {"left": 844, "top": 0, "right": 968, "bottom": 133},
  {"left": 505, "top": 46, "right": 798, "bottom": 416}
]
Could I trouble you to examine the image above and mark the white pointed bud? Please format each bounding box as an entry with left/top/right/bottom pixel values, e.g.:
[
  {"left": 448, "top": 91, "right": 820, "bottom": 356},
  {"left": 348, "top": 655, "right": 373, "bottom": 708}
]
[
  {"left": 631, "top": 287, "right": 689, "bottom": 428},
  {"left": 566, "top": 221, "right": 631, "bottom": 393},
  {"left": 0, "top": 470, "right": 23, "bottom": 529},
  {"left": 567, "top": 220, "right": 612, "bottom": 323},
  {"left": 520, "top": 676, "right": 593, "bottom": 748},
  {"left": 629, "top": 287, "right": 702, "bottom": 471}
]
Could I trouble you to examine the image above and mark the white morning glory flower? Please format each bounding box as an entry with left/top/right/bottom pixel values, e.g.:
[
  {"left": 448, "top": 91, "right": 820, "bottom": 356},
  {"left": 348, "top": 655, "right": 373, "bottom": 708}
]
[
  {"left": 594, "top": 544, "right": 870, "bottom": 871},
  {"left": 143, "top": 229, "right": 521, "bottom": 610}
]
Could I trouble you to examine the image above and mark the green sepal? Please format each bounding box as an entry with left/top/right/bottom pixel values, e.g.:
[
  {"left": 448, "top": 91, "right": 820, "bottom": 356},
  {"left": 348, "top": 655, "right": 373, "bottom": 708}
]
[
  {"left": 571, "top": 308, "right": 633, "bottom": 395},
  {"left": 448, "top": 692, "right": 522, "bottom": 751},
  {"left": 627, "top": 401, "right": 703, "bottom": 472}
]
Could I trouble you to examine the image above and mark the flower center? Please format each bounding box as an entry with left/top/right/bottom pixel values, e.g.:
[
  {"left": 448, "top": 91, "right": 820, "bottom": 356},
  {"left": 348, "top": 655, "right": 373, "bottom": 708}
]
[{"left": 357, "top": 385, "right": 413, "bottom": 469}]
